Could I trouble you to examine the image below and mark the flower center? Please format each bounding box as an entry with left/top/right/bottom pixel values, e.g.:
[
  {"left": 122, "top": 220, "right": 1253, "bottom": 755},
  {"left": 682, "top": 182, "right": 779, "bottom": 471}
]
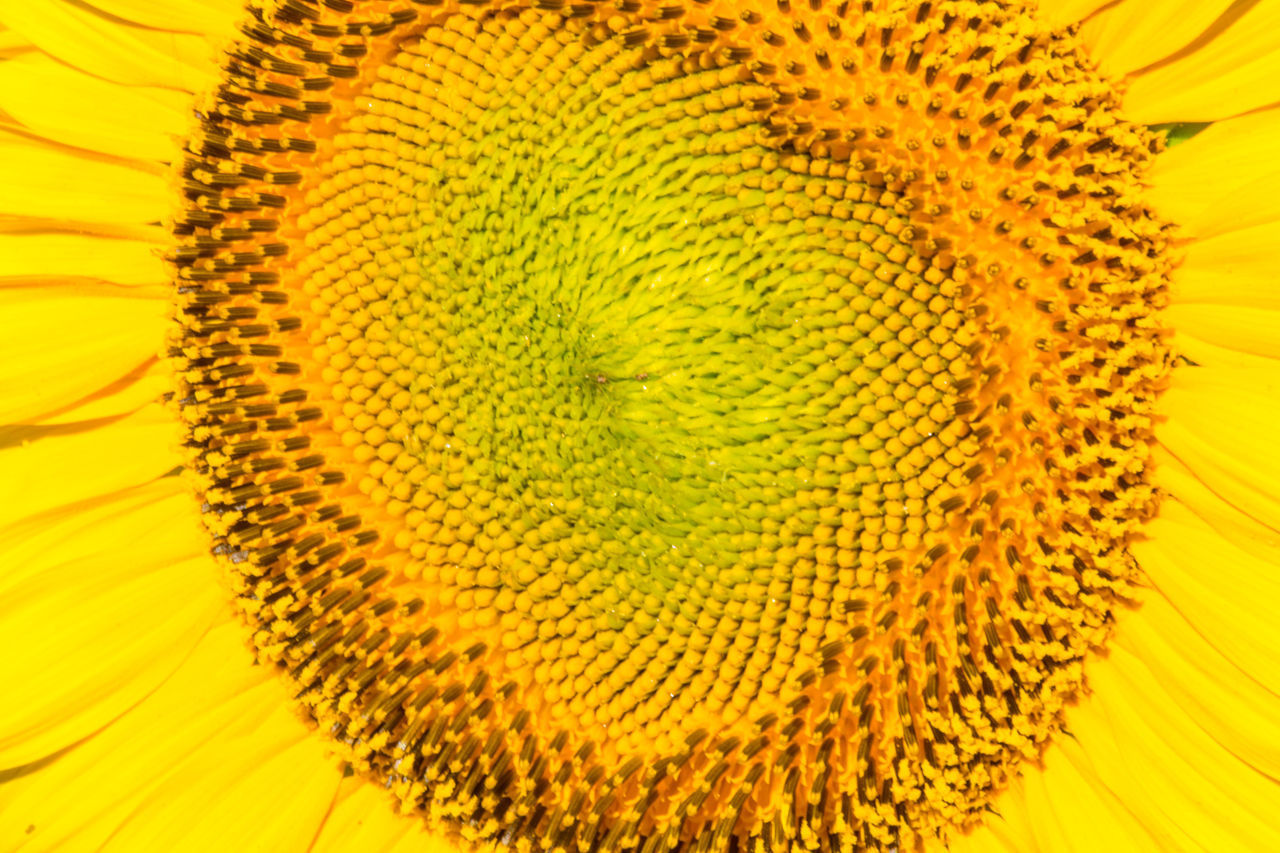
[{"left": 171, "top": 1, "right": 1171, "bottom": 850}]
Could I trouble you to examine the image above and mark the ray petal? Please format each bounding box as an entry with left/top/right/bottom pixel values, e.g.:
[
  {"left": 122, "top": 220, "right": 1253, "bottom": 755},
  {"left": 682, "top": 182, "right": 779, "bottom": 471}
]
[
  {"left": 0, "top": 478, "right": 220, "bottom": 769},
  {"left": 80, "top": 0, "right": 240, "bottom": 39},
  {"left": 0, "top": 623, "right": 338, "bottom": 851},
  {"left": 1065, "top": 620, "right": 1280, "bottom": 850},
  {"left": 1017, "top": 735, "right": 1161, "bottom": 852},
  {"left": 1115, "top": 591, "right": 1280, "bottom": 782},
  {"left": 1078, "top": 0, "right": 1236, "bottom": 79},
  {"left": 1146, "top": 107, "right": 1280, "bottom": 239},
  {"left": 0, "top": 233, "right": 167, "bottom": 286},
  {"left": 1130, "top": 501, "right": 1280, "bottom": 695},
  {"left": 1122, "top": 0, "right": 1280, "bottom": 122},
  {"left": 1035, "top": 0, "right": 1114, "bottom": 30},
  {"left": 0, "top": 136, "right": 169, "bottom": 226},
  {"left": 1157, "top": 365, "right": 1280, "bottom": 534},
  {"left": 0, "top": 53, "right": 189, "bottom": 162},
  {"left": 0, "top": 404, "right": 178, "bottom": 526},
  {"left": 0, "top": 0, "right": 220, "bottom": 91},
  {"left": 308, "top": 776, "right": 446, "bottom": 853},
  {"left": 0, "top": 285, "right": 168, "bottom": 424}
]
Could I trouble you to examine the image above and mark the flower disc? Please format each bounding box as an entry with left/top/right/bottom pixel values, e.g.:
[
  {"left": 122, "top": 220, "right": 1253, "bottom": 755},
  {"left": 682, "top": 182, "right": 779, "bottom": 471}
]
[{"left": 171, "top": 1, "right": 1171, "bottom": 850}]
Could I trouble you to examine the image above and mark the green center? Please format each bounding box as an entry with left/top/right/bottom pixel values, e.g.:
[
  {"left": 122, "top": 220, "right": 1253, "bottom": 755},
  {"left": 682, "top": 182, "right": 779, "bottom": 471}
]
[
  {"left": 359, "top": 43, "right": 965, "bottom": 618},
  {"left": 285, "top": 18, "right": 978, "bottom": 740}
]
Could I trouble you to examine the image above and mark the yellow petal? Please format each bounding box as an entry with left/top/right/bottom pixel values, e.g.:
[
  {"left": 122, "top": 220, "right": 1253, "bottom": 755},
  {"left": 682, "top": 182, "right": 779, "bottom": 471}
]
[
  {"left": 933, "top": 775, "right": 1040, "bottom": 853},
  {"left": 0, "top": 550, "right": 220, "bottom": 769},
  {"left": 1115, "top": 591, "right": 1280, "bottom": 782},
  {"left": 0, "top": 216, "right": 168, "bottom": 244},
  {"left": 1035, "top": 0, "right": 1113, "bottom": 30},
  {"left": 0, "top": 285, "right": 168, "bottom": 423},
  {"left": 105, "top": 726, "right": 339, "bottom": 851},
  {"left": 0, "top": 233, "right": 166, "bottom": 286},
  {"left": 0, "top": 404, "right": 179, "bottom": 527},
  {"left": 0, "top": 622, "right": 337, "bottom": 851},
  {"left": 0, "top": 54, "right": 188, "bottom": 162},
  {"left": 0, "top": 0, "right": 219, "bottom": 91},
  {"left": 0, "top": 26, "right": 32, "bottom": 57},
  {"left": 2, "top": 358, "right": 169, "bottom": 430},
  {"left": 1130, "top": 501, "right": 1280, "bottom": 694},
  {"left": 1066, "top": 633, "right": 1280, "bottom": 850},
  {"left": 1170, "top": 333, "right": 1280, "bottom": 372},
  {"left": 0, "top": 474, "right": 217, "bottom": 768},
  {"left": 0, "top": 478, "right": 202, "bottom": 599},
  {"left": 1146, "top": 108, "right": 1280, "bottom": 238},
  {"left": 1078, "top": 0, "right": 1235, "bottom": 79},
  {"left": 0, "top": 136, "right": 168, "bottom": 226},
  {"left": 79, "top": 0, "right": 240, "bottom": 39},
  {"left": 1122, "top": 0, "right": 1280, "bottom": 122},
  {"left": 309, "top": 776, "right": 450, "bottom": 853},
  {"left": 1171, "top": 221, "right": 1280, "bottom": 310},
  {"left": 1166, "top": 304, "right": 1280, "bottom": 361},
  {"left": 1152, "top": 447, "right": 1280, "bottom": 564},
  {"left": 1157, "top": 365, "right": 1280, "bottom": 533},
  {"left": 1018, "top": 734, "right": 1160, "bottom": 852}
]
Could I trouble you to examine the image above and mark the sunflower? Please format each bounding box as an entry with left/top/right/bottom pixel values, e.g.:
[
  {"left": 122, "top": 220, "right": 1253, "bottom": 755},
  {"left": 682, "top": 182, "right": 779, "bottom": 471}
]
[{"left": 1, "top": 0, "right": 1278, "bottom": 850}]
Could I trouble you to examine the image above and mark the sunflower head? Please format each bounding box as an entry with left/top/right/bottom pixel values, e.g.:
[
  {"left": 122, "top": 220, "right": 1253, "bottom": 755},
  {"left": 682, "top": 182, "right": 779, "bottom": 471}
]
[{"left": 164, "top": 0, "right": 1171, "bottom": 850}]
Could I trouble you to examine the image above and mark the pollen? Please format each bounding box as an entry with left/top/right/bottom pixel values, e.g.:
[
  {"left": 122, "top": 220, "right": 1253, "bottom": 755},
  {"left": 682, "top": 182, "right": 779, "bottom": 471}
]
[{"left": 170, "top": 1, "right": 1172, "bottom": 851}]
